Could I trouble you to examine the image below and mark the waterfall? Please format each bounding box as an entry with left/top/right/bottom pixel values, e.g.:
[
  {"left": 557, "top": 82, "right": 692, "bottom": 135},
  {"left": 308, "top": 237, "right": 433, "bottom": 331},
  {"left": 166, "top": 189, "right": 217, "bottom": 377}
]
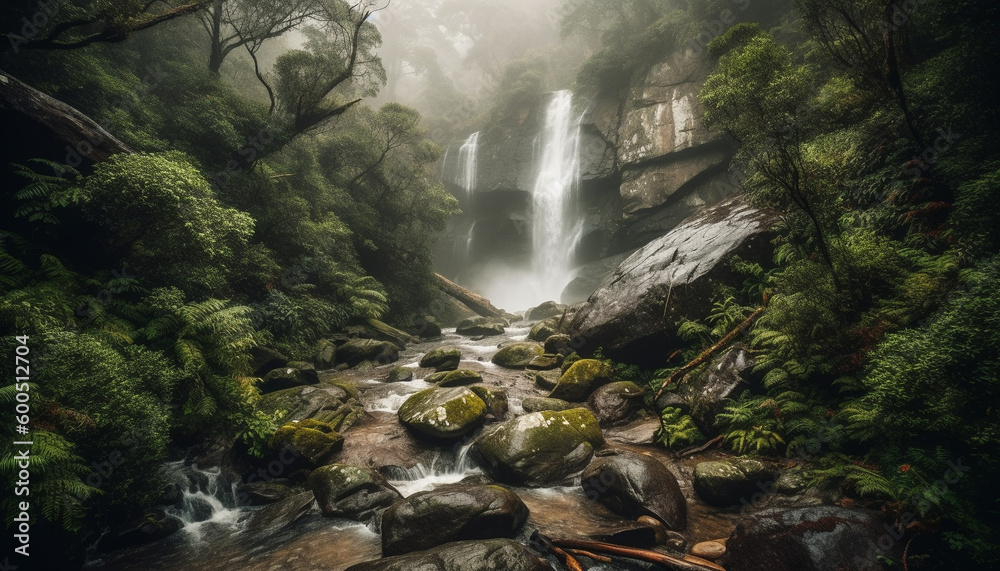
[
  {"left": 530, "top": 90, "right": 582, "bottom": 301},
  {"left": 458, "top": 131, "right": 480, "bottom": 195},
  {"left": 163, "top": 462, "right": 242, "bottom": 539}
]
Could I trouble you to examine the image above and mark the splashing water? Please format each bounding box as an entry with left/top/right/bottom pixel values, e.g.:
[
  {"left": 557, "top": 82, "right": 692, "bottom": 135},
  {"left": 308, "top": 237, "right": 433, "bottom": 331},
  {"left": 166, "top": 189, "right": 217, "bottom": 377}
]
[{"left": 458, "top": 131, "right": 480, "bottom": 196}]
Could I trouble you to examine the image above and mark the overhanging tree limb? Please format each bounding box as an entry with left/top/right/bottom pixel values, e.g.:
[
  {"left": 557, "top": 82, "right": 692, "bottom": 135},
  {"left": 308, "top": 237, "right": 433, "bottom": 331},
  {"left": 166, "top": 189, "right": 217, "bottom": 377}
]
[{"left": 434, "top": 273, "right": 504, "bottom": 319}]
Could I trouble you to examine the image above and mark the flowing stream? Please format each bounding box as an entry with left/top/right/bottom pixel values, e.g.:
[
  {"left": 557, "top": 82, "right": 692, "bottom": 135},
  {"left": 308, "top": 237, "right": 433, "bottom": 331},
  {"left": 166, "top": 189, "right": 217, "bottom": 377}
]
[{"left": 88, "top": 323, "right": 740, "bottom": 571}]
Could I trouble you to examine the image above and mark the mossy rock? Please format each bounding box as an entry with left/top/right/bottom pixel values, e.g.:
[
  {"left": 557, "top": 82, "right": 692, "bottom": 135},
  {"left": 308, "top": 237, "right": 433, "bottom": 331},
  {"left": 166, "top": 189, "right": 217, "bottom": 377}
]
[
  {"left": 526, "top": 301, "right": 566, "bottom": 321},
  {"left": 398, "top": 386, "right": 488, "bottom": 440},
  {"left": 367, "top": 318, "right": 420, "bottom": 346},
  {"left": 314, "top": 339, "right": 337, "bottom": 369},
  {"left": 268, "top": 419, "right": 344, "bottom": 466},
  {"left": 425, "top": 369, "right": 483, "bottom": 387},
  {"left": 588, "top": 381, "right": 646, "bottom": 427},
  {"left": 561, "top": 351, "right": 582, "bottom": 372},
  {"left": 259, "top": 363, "right": 320, "bottom": 394},
  {"left": 528, "top": 318, "right": 560, "bottom": 342},
  {"left": 526, "top": 353, "right": 561, "bottom": 370},
  {"left": 470, "top": 386, "right": 508, "bottom": 419},
  {"left": 419, "top": 346, "right": 462, "bottom": 371},
  {"left": 491, "top": 342, "right": 544, "bottom": 369},
  {"left": 693, "top": 458, "right": 780, "bottom": 506},
  {"left": 260, "top": 384, "right": 349, "bottom": 423},
  {"left": 385, "top": 367, "right": 414, "bottom": 383},
  {"left": 456, "top": 317, "right": 506, "bottom": 337},
  {"left": 470, "top": 408, "right": 604, "bottom": 486},
  {"left": 534, "top": 371, "right": 560, "bottom": 390},
  {"left": 548, "top": 359, "right": 614, "bottom": 402},
  {"left": 543, "top": 334, "right": 574, "bottom": 356},
  {"left": 337, "top": 339, "right": 400, "bottom": 367},
  {"left": 521, "top": 397, "right": 573, "bottom": 413},
  {"left": 308, "top": 464, "right": 401, "bottom": 521}
]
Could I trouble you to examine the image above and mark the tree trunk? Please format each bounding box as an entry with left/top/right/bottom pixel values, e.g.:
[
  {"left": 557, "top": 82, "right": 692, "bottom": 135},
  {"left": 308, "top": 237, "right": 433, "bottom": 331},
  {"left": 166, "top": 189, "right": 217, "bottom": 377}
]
[
  {"left": 434, "top": 273, "right": 504, "bottom": 318},
  {"left": 0, "top": 69, "right": 132, "bottom": 162}
]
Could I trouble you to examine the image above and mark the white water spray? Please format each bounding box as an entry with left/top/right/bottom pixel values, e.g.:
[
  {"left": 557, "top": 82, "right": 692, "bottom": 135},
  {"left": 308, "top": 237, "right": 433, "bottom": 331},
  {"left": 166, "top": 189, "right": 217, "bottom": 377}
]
[
  {"left": 458, "top": 131, "right": 480, "bottom": 195},
  {"left": 530, "top": 90, "right": 582, "bottom": 301}
]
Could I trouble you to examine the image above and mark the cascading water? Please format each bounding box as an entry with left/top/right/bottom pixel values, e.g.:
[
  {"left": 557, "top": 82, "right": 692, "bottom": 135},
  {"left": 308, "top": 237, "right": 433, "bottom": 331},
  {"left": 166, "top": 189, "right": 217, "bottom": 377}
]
[
  {"left": 529, "top": 90, "right": 582, "bottom": 302},
  {"left": 162, "top": 462, "right": 242, "bottom": 539},
  {"left": 458, "top": 131, "right": 480, "bottom": 196}
]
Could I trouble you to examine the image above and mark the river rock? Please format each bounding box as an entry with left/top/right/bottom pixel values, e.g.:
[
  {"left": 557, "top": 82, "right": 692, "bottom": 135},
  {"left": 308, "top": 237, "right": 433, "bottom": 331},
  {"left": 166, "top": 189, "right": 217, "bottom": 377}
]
[
  {"left": 470, "top": 408, "right": 604, "bottom": 486},
  {"left": 410, "top": 316, "right": 443, "bottom": 338},
  {"left": 259, "top": 361, "right": 320, "bottom": 394},
  {"left": 470, "top": 386, "right": 508, "bottom": 420},
  {"left": 243, "top": 491, "right": 316, "bottom": 534},
  {"left": 268, "top": 419, "right": 344, "bottom": 466},
  {"left": 385, "top": 367, "right": 413, "bottom": 383},
  {"left": 528, "top": 318, "right": 560, "bottom": 341},
  {"left": 569, "top": 196, "right": 778, "bottom": 365},
  {"left": 345, "top": 539, "right": 551, "bottom": 571},
  {"left": 96, "top": 507, "right": 182, "bottom": 552},
  {"left": 456, "top": 316, "right": 506, "bottom": 336},
  {"left": 259, "top": 384, "right": 350, "bottom": 423},
  {"left": 251, "top": 346, "right": 288, "bottom": 377},
  {"left": 692, "top": 541, "right": 726, "bottom": 560},
  {"left": 337, "top": 339, "right": 400, "bottom": 367},
  {"left": 725, "top": 506, "right": 897, "bottom": 571},
  {"left": 533, "top": 370, "right": 560, "bottom": 390},
  {"left": 543, "top": 333, "right": 575, "bottom": 355},
  {"left": 366, "top": 318, "right": 419, "bottom": 347},
  {"left": 426, "top": 369, "right": 483, "bottom": 387},
  {"left": 491, "top": 342, "right": 544, "bottom": 369},
  {"left": 314, "top": 339, "right": 337, "bottom": 369},
  {"left": 380, "top": 484, "right": 529, "bottom": 556},
  {"left": 526, "top": 300, "right": 566, "bottom": 320},
  {"left": 237, "top": 479, "right": 296, "bottom": 506},
  {"left": 308, "top": 464, "right": 402, "bottom": 521},
  {"left": 398, "top": 386, "right": 488, "bottom": 439},
  {"left": 526, "top": 353, "right": 560, "bottom": 370},
  {"left": 694, "top": 458, "right": 780, "bottom": 506},
  {"left": 588, "top": 381, "right": 646, "bottom": 426},
  {"left": 581, "top": 450, "right": 687, "bottom": 530},
  {"left": 419, "top": 346, "right": 462, "bottom": 371},
  {"left": 521, "top": 397, "right": 573, "bottom": 413},
  {"left": 548, "top": 359, "right": 613, "bottom": 401},
  {"left": 679, "top": 344, "right": 752, "bottom": 434}
]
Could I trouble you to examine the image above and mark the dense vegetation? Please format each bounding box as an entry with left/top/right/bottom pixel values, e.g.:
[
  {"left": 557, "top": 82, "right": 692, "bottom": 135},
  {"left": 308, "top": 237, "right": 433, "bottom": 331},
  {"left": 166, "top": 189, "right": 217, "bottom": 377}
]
[
  {"left": 0, "top": 0, "right": 456, "bottom": 559},
  {"left": 569, "top": 0, "right": 1000, "bottom": 567}
]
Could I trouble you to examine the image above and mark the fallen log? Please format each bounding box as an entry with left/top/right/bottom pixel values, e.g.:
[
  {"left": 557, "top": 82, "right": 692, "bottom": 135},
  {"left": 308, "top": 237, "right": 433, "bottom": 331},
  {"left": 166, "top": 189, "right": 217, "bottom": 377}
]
[
  {"left": 434, "top": 273, "right": 504, "bottom": 319},
  {"left": 0, "top": 69, "right": 133, "bottom": 162},
  {"left": 654, "top": 305, "right": 766, "bottom": 401},
  {"left": 548, "top": 538, "right": 724, "bottom": 571}
]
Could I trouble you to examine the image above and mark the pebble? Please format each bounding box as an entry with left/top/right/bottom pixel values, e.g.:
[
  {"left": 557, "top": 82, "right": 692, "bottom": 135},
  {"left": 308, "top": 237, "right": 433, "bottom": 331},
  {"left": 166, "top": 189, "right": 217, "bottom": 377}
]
[{"left": 691, "top": 540, "right": 727, "bottom": 560}]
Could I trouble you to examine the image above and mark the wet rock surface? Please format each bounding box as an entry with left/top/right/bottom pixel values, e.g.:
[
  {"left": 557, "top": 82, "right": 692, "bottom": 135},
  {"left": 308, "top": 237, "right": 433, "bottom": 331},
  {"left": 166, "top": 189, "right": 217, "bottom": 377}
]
[
  {"left": 397, "top": 386, "right": 488, "bottom": 440},
  {"left": 308, "top": 464, "right": 402, "bottom": 522},
  {"left": 588, "top": 381, "right": 646, "bottom": 427},
  {"left": 380, "top": 484, "right": 529, "bottom": 555},
  {"left": 549, "top": 358, "right": 614, "bottom": 401},
  {"left": 581, "top": 450, "right": 687, "bottom": 531},
  {"left": 693, "top": 458, "right": 780, "bottom": 507},
  {"left": 345, "top": 539, "right": 551, "bottom": 571}
]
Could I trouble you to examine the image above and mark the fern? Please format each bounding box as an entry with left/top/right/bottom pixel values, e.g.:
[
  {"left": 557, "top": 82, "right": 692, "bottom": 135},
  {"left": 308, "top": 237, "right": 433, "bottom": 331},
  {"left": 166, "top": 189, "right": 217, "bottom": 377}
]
[{"left": 653, "top": 406, "right": 705, "bottom": 449}]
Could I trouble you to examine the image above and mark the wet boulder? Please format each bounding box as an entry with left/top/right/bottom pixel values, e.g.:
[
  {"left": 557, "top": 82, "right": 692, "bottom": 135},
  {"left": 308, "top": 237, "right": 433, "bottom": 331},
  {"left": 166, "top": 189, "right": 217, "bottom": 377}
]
[
  {"left": 345, "top": 539, "right": 551, "bottom": 571},
  {"left": 308, "top": 464, "right": 402, "bottom": 522},
  {"left": 528, "top": 318, "right": 560, "bottom": 342},
  {"left": 470, "top": 386, "right": 508, "bottom": 420},
  {"left": 259, "top": 384, "right": 350, "bottom": 423},
  {"left": 570, "top": 196, "right": 778, "bottom": 365},
  {"left": 491, "top": 342, "right": 544, "bottom": 369},
  {"left": 419, "top": 346, "right": 462, "bottom": 371},
  {"left": 456, "top": 317, "right": 506, "bottom": 337},
  {"left": 337, "top": 339, "right": 400, "bottom": 367},
  {"left": 268, "top": 419, "right": 344, "bottom": 466},
  {"left": 314, "top": 339, "right": 337, "bottom": 369},
  {"left": 521, "top": 397, "right": 573, "bottom": 413},
  {"left": 526, "top": 300, "right": 566, "bottom": 321},
  {"left": 581, "top": 450, "right": 687, "bottom": 531},
  {"left": 425, "top": 369, "right": 483, "bottom": 387},
  {"left": 251, "top": 346, "right": 288, "bottom": 377},
  {"left": 548, "top": 359, "right": 613, "bottom": 402},
  {"left": 543, "top": 333, "right": 575, "bottom": 356},
  {"left": 470, "top": 408, "right": 604, "bottom": 486},
  {"left": 96, "top": 507, "right": 182, "bottom": 552},
  {"left": 693, "top": 458, "right": 780, "bottom": 506},
  {"left": 380, "top": 484, "right": 529, "bottom": 556},
  {"left": 237, "top": 479, "right": 296, "bottom": 506},
  {"left": 588, "top": 381, "right": 646, "bottom": 427},
  {"left": 410, "top": 316, "right": 443, "bottom": 338},
  {"left": 725, "top": 506, "right": 897, "bottom": 571},
  {"left": 385, "top": 367, "right": 414, "bottom": 383},
  {"left": 533, "top": 371, "right": 560, "bottom": 390},
  {"left": 243, "top": 491, "right": 315, "bottom": 535},
  {"left": 398, "top": 386, "right": 488, "bottom": 440},
  {"left": 526, "top": 353, "right": 561, "bottom": 370},
  {"left": 259, "top": 361, "right": 320, "bottom": 394}
]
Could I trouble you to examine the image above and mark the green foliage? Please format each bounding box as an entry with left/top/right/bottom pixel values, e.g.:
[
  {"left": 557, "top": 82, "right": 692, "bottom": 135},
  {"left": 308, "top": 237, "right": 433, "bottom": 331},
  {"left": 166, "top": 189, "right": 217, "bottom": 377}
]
[
  {"left": 716, "top": 392, "right": 786, "bottom": 455},
  {"left": 653, "top": 406, "right": 705, "bottom": 449}
]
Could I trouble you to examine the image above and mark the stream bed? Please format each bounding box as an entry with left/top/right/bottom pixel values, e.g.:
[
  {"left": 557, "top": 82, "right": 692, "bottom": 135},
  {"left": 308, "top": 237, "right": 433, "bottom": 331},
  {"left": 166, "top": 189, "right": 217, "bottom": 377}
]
[{"left": 86, "top": 322, "right": 745, "bottom": 570}]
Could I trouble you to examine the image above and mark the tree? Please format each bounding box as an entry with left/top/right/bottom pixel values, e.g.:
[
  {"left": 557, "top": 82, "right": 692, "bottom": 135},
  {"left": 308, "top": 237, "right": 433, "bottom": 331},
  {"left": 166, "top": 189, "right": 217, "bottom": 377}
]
[
  {"left": 2, "top": 0, "right": 212, "bottom": 53},
  {"left": 198, "top": 0, "right": 320, "bottom": 75}
]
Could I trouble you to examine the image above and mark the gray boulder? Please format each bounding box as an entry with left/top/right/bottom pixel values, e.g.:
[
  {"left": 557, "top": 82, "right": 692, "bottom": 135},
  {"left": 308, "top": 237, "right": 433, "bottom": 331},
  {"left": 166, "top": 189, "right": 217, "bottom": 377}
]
[
  {"left": 694, "top": 458, "right": 780, "bottom": 506},
  {"left": 308, "top": 464, "right": 401, "bottom": 522},
  {"left": 456, "top": 317, "right": 506, "bottom": 337},
  {"left": 491, "top": 342, "right": 544, "bottom": 369},
  {"left": 398, "top": 386, "right": 488, "bottom": 440},
  {"left": 587, "top": 381, "right": 646, "bottom": 427},
  {"left": 570, "top": 196, "right": 778, "bottom": 364},
  {"left": 419, "top": 347, "right": 462, "bottom": 371},
  {"left": 470, "top": 408, "right": 604, "bottom": 486},
  {"left": 581, "top": 450, "right": 686, "bottom": 531},
  {"left": 337, "top": 339, "right": 400, "bottom": 367},
  {"left": 380, "top": 484, "right": 529, "bottom": 555},
  {"left": 679, "top": 344, "right": 753, "bottom": 434}
]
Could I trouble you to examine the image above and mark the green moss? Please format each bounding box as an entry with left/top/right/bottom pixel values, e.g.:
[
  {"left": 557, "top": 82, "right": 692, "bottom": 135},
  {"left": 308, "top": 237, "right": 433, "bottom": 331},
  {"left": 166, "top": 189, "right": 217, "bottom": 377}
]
[
  {"left": 491, "top": 342, "right": 544, "bottom": 369},
  {"left": 398, "top": 387, "right": 488, "bottom": 439},
  {"left": 549, "top": 359, "right": 613, "bottom": 401},
  {"left": 269, "top": 419, "right": 344, "bottom": 465}
]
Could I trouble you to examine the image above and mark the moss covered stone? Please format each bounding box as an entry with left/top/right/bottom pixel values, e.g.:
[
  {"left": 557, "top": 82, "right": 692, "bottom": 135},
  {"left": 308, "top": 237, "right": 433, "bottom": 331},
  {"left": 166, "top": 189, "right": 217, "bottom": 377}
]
[
  {"left": 528, "top": 318, "right": 560, "bottom": 342},
  {"left": 521, "top": 397, "right": 573, "bottom": 413},
  {"left": 491, "top": 342, "right": 544, "bottom": 369},
  {"left": 268, "top": 419, "right": 344, "bottom": 466},
  {"left": 308, "top": 464, "right": 401, "bottom": 521},
  {"left": 398, "top": 386, "right": 488, "bottom": 439},
  {"left": 419, "top": 346, "right": 462, "bottom": 371},
  {"left": 425, "top": 369, "right": 483, "bottom": 387},
  {"left": 385, "top": 367, "right": 414, "bottom": 383},
  {"left": 548, "top": 359, "right": 614, "bottom": 402},
  {"left": 470, "top": 386, "right": 508, "bottom": 419},
  {"left": 693, "top": 458, "right": 779, "bottom": 506},
  {"left": 470, "top": 408, "right": 604, "bottom": 486}
]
